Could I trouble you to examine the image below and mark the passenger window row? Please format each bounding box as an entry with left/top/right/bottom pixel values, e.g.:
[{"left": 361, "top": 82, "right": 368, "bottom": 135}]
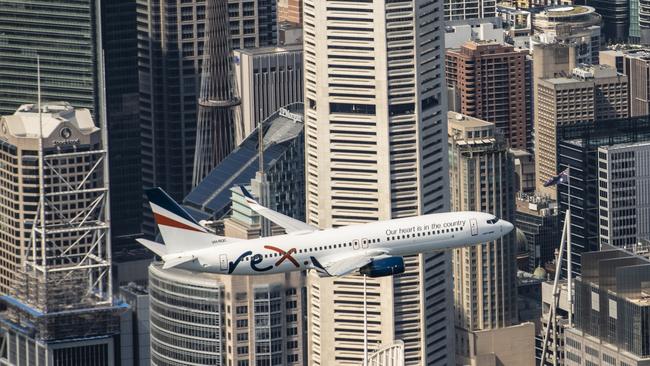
[{"left": 386, "top": 226, "right": 462, "bottom": 241}]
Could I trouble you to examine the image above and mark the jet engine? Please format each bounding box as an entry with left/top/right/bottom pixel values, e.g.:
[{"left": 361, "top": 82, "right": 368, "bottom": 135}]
[{"left": 359, "top": 256, "right": 405, "bottom": 277}]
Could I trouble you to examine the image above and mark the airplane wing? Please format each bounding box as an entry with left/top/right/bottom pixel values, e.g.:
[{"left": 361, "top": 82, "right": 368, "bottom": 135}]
[
  {"left": 240, "top": 186, "right": 316, "bottom": 234},
  {"left": 311, "top": 250, "right": 389, "bottom": 277}
]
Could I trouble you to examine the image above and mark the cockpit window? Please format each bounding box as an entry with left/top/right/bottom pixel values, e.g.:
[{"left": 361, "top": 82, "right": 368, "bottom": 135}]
[{"left": 486, "top": 217, "right": 498, "bottom": 224}]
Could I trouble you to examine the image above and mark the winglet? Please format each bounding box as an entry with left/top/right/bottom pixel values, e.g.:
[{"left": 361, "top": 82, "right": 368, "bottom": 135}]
[{"left": 239, "top": 185, "right": 259, "bottom": 206}]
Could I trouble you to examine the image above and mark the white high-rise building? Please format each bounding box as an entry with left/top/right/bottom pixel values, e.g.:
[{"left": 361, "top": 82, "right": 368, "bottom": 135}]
[
  {"left": 598, "top": 141, "right": 650, "bottom": 248},
  {"left": 303, "top": 0, "right": 452, "bottom": 365}
]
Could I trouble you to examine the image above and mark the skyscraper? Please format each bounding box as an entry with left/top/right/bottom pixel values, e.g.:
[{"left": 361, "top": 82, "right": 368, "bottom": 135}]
[
  {"left": 631, "top": 0, "right": 641, "bottom": 43},
  {"left": 303, "top": 0, "right": 452, "bottom": 364},
  {"left": 515, "top": 194, "right": 559, "bottom": 272},
  {"left": 535, "top": 65, "right": 629, "bottom": 198},
  {"left": 278, "top": 0, "right": 302, "bottom": 25},
  {"left": 601, "top": 49, "right": 650, "bottom": 118},
  {"left": 0, "top": 103, "right": 122, "bottom": 365},
  {"left": 444, "top": 0, "right": 497, "bottom": 20},
  {"left": 192, "top": 0, "right": 242, "bottom": 186},
  {"left": 137, "top": 0, "right": 276, "bottom": 236},
  {"left": 149, "top": 187, "right": 306, "bottom": 366},
  {"left": 234, "top": 45, "right": 304, "bottom": 138},
  {"left": 597, "top": 141, "right": 650, "bottom": 248},
  {"left": 0, "top": 0, "right": 146, "bottom": 252},
  {"left": 531, "top": 5, "right": 602, "bottom": 65},
  {"left": 446, "top": 41, "right": 527, "bottom": 149},
  {"left": 448, "top": 112, "right": 524, "bottom": 364},
  {"left": 0, "top": 0, "right": 101, "bottom": 117},
  {"left": 556, "top": 116, "right": 650, "bottom": 278},
  {"left": 580, "top": 0, "right": 629, "bottom": 42},
  {"left": 102, "top": 0, "right": 144, "bottom": 250},
  {"left": 565, "top": 245, "right": 650, "bottom": 366},
  {"left": 641, "top": 0, "right": 650, "bottom": 44}
]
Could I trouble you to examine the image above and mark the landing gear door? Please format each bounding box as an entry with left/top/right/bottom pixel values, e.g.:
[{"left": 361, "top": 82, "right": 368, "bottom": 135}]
[
  {"left": 220, "top": 254, "right": 228, "bottom": 271},
  {"left": 470, "top": 219, "right": 479, "bottom": 236}
]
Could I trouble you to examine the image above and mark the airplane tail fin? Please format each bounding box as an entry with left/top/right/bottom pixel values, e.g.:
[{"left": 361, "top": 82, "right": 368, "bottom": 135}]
[{"left": 144, "top": 187, "right": 232, "bottom": 254}]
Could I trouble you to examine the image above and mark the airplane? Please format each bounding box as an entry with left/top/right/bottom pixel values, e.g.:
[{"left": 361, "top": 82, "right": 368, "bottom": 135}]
[{"left": 137, "top": 187, "right": 515, "bottom": 278}]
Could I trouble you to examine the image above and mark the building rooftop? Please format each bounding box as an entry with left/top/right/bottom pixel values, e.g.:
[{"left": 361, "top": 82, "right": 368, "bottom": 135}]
[
  {"left": 598, "top": 140, "right": 650, "bottom": 151},
  {"left": 516, "top": 193, "right": 557, "bottom": 216},
  {"left": 234, "top": 44, "right": 302, "bottom": 56},
  {"left": 541, "top": 5, "right": 593, "bottom": 17},
  {"left": 184, "top": 104, "right": 304, "bottom": 220},
  {"left": 149, "top": 262, "right": 226, "bottom": 288},
  {"left": 581, "top": 244, "right": 650, "bottom": 303},
  {"left": 448, "top": 111, "right": 494, "bottom": 128},
  {"left": 541, "top": 64, "right": 622, "bottom": 85},
  {"left": 1, "top": 102, "right": 98, "bottom": 139}
]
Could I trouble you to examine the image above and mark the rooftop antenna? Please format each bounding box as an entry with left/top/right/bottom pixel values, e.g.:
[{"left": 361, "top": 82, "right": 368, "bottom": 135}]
[
  {"left": 254, "top": 107, "right": 271, "bottom": 237},
  {"left": 258, "top": 107, "right": 264, "bottom": 175},
  {"left": 36, "top": 54, "right": 47, "bottom": 271}
]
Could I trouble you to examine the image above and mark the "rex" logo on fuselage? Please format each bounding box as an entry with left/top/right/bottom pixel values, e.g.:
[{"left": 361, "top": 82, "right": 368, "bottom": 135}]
[{"left": 228, "top": 245, "right": 299, "bottom": 274}]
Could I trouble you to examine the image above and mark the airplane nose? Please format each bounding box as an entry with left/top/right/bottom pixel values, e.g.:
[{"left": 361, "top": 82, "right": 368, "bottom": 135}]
[{"left": 501, "top": 220, "right": 514, "bottom": 234}]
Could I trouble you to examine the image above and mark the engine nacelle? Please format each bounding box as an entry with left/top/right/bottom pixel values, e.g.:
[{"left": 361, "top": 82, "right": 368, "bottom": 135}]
[{"left": 359, "top": 256, "right": 405, "bottom": 278}]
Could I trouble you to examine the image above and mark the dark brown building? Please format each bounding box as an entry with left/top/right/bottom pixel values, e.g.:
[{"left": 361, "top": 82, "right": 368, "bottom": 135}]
[{"left": 446, "top": 41, "right": 527, "bottom": 149}]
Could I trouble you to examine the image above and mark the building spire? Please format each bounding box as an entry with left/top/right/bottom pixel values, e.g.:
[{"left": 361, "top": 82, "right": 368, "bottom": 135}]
[{"left": 192, "top": 0, "right": 242, "bottom": 186}]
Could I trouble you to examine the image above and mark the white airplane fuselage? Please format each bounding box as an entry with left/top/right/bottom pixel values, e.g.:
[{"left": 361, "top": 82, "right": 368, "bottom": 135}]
[{"left": 174, "top": 211, "right": 512, "bottom": 276}]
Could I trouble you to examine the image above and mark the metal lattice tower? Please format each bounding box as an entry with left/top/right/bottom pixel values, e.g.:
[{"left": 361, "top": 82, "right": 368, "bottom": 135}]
[
  {"left": 0, "top": 101, "right": 121, "bottom": 347},
  {"left": 193, "top": 0, "right": 242, "bottom": 186}
]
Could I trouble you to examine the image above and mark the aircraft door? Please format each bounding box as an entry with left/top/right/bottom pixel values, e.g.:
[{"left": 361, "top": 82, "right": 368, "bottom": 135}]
[
  {"left": 470, "top": 219, "right": 479, "bottom": 236},
  {"left": 220, "top": 254, "right": 228, "bottom": 271},
  {"left": 353, "top": 240, "right": 360, "bottom": 250},
  {"left": 361, "top": 239, "right": 369, "bottom": 249}
]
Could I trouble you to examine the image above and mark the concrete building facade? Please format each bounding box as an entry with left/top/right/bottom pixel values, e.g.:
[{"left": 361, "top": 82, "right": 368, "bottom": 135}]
[
  {"left": 448, "top": 113, "right": 521, "bottom": 365},
  {"left": 535, "top": 65, "right": 629, "bottom": 198},
  {"left": 234, "top": 45, "right": 303, "bottom": 136},
  {"left": 601, "top": 49, "right": 650, "bottom": 118},
  {"left": 0, "top": 103, "right": 121, "bottom": 365},
  {"left": 515, "top": 194, "right": 559, "bottom": 272},
  {"left": 119, "top": 283, "right": 151, "bottom": 366},
  {"left": 598, "top": 141, "right": 650, "bottom": 248},
  {"left": 444, "top": 0, "right": 497, "bottom": 20},
  {"left": 446, "top": 42, "right": 527, "bottom": 150},
  {"left": 564, "top": 246, "right": 650, "bottom": 366},
  {"left": 278, "top": 0, "right": 302, "bottom": 25},
  {"left": 303, "top": 0, "right": 452, "bottom": 364},
  {"left": 531, "top": 5, "right": 602, "bottom": 65},
  {"left": 443, "top": 18, "right": 505, "bottom": 49}
]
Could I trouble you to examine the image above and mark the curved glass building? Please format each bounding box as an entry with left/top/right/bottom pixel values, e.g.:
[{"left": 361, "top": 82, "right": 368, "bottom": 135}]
[
  {"left": 149, "top": 264, "right": 225, "bottom": 366},
  {"left": 149, "top": 262, "right": 305, "bottom": 366}
]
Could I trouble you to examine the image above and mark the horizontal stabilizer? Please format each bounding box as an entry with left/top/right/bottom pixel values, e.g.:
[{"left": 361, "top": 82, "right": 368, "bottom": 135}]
[
  {"left": 161, "top": 253, "right": 196, "bottom": 269},
  {"left": 136, "top": 239, "right": 167, "bottom": 257}
]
